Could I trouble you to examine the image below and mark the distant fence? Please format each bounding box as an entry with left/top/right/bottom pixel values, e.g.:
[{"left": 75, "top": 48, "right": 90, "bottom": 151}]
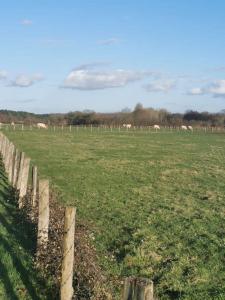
[
  {"left": 1, "top": 123, "right": 225, "bottom": 134},
  {"left": 0, "top": 131, "right": 155, "bottom": 300}
]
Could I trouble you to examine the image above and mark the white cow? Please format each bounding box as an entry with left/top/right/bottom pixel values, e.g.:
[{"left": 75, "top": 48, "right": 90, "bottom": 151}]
[
  {"left": 123, "top": 124, "right": 132, "bottom": 129},
  {"left": 37, "top": 122, "right": 48, "bottom": 129},
  {"left": 187, "top": 125, "right": 193, "bottom": 131},
  {"left": 11, "top": 122, "right": 15, "bottom": 126},
  {"left": 153, "top": 125, "right": 160, "bottom": 130},
  {"left": 181, "top": 125, "right": 187, "bottom": 130}
]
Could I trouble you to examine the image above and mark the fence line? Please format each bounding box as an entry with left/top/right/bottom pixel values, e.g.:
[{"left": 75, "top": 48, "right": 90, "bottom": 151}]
[
  {"left": 0, "top": 132, "right": 77, "bottom": 300},
  {"left": 1, "top": 123, "right": 225, "bottom": 134}
]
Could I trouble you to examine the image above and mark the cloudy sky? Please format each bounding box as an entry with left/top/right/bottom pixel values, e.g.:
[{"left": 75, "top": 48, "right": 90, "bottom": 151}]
[{"left": 1, "top": 0, "right": 225, "bottom": 113}]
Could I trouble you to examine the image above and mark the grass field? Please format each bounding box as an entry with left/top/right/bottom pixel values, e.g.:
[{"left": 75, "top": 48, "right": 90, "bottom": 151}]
[
  {"left": 4, "top": 127, "right": 225, "bottom": 299},
  {"left": 0, "top": 161, "right": 51, "bottom": 299}
]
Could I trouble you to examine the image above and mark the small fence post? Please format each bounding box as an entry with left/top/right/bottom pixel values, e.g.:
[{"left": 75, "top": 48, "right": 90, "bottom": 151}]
[
  {"left": 32, "top": 166, "right": 38, "bottom": 207},
  {"left": 18, "top": 157, "right": 30, "bottom": 208},
  {"left": 60, "top": 206, "right": 76, "bottom": 300},
  {"left": 37, "top": 179, "right": 49, "bottom": 249},
  {"left": 122, "top": 277, "right": 154, "bottom": 300}
]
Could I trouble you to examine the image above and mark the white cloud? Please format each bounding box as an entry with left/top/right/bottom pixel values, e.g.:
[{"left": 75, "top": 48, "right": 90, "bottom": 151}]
[
  {"left": 188, "top": 87, "right": 204, "bottom": 95},
  {"left": 20, "top": 19, "right": 32, "bottom": 26},
  {"left": 144, "top": 80, "right": 176, "bottom": 93},
  {"left": 188, "top": 80, "right": 225, "bottom": 97},
  {"left": 0, "top": 70, "right": 7, "bottom": 80},
  {"left": 63, "top": 66, "right": 149, "bottom": 90},
  {"left": 10, "top": 73, "right": 44, "bottom": 87},
  {"left": 97, "top": 38, "right": 120, "bottom": 45}
]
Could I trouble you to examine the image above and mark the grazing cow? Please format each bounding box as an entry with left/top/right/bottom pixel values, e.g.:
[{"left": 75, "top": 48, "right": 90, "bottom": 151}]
[
  {"left": 123, "top": 124, "right": 132, "bottom": 129},
  {"left": 153, "top": 125, "right": 160, "bottom": 130},
  {"left": 187, "top": 125, "right": 193, "bottom": 131},
  {"left": 11, "top": 122, "right": 15, "bottom": 126},
  {"left": 181, "top": 125, "right": 187, "bottom": 130},
  {"left": 37, "top": 122, "right": 48, "bottom": 129}
]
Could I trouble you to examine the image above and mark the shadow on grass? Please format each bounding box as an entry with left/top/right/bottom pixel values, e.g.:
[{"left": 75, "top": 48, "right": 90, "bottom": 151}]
[
  {"left": 0, "top": 258, "right": 19, "bottom": 300},
  {"left": 0, "top": 162, "right": 53, "bottom": 299}
]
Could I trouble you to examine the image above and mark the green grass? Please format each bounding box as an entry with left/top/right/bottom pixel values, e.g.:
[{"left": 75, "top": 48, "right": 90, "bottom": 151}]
[
  {"left": 4, "top": 127, "right": 225, "bottom": 299},
  {"left": 0, "top": 161, "right": 51, "bottom": 300}
]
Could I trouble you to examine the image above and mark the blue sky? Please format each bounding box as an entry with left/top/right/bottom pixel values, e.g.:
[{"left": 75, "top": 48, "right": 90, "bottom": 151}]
[{"left": 1, "top": 0, "right": 225, "bottom": 113}]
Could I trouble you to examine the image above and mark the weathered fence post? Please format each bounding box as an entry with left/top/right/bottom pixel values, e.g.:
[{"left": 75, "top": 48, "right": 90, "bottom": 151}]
[
  {"left": 12, "top": 149, "right": 20, "bottom": 187},
  {"left": 1, "top": 136, "right": 7, "bottom": 161},
  {"left": 37, "top": 179, "right": 49, "bottom": 249},
  {"left": 60, "top": 206, "right": 76, "bottom": 300},
  {"left": 0, "top": 134, "right": 4, "bottom": 153},
  {"left": 18, "top": 157, "right": 30, "bottom": 208},
  {"left": 5, "top": 142, "right": 12, "bottom": 172},
  {"left": 8, "top": 143, "right": 15, "bottom": 183},
  {"left": 5, "top": 142, "right": 14, "bottom": 175},
  {"left": 3, "top": 140, "right": 10, "bottom": 171},
  {"left": 122, "top": 277, "right": 154, "bottom": 300},
  {"left": 31, "top": 166, "right": 38, "bottom": 207},
  {"left": 3, "top": 138, "right": 9, "bottom": 165},
  {"left": 16, "top": 152, "right": 25, "bottom": 190}
]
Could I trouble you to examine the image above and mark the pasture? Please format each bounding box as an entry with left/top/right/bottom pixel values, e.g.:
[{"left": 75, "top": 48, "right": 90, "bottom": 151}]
[{"left": 4, "top": 127, "right": 225, "bottom": 299}]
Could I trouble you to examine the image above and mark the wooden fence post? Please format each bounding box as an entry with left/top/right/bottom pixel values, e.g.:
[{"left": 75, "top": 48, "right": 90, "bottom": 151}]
[
  {"left": 0, "top": 134, "right": 4, "bottom": 153},
  {"left": 1, "top": 136, "right": 7, "bottom": 161},
  {"left": 31, "top": 166, "right": 38, "bottom": 207},
  {"left": 60, "top": 207, "right": 76, "bottom": 300},
  {"left": 4, "top": 141, "right": 11, "bottom": 173},
  {"left": 37, "top": 179, "right": 49, "bottom": 249},
  {"left": 122, "top": 277, "right": 154, "bottom": 300},
  {"left": 3, "top": 138, "right": 9, "bottom": 165},
  {"left": 8, "top": 143, "right": 15, "bottom": 183},
  {"left": 16, "top": 152, "right": 25, "bottom": 190},
  {"left": 5, "top": 142, "right": 14, "bottom": 175},
  {"left": 12, "top": 149, "right": 20, "bottom": 188},
  {"left": 18, "top": 157, "right": 30, "bottom": 208}
]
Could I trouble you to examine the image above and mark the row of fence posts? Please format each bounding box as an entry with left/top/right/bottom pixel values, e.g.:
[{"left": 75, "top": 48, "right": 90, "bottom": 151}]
[
  {"left": 0, "top": 131, "right": 155, "bottom": 300},
  {"left": 0, "top": 132, "right": 76, "bottom": 300},
  {"left": 1, "top": 123, "right": 225, "bottom": 133}
]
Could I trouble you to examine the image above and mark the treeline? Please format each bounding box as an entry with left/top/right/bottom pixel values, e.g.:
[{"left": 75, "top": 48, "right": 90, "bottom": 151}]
[{"left": 0, "top": 105, "right": 225, "bottom": 127}]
